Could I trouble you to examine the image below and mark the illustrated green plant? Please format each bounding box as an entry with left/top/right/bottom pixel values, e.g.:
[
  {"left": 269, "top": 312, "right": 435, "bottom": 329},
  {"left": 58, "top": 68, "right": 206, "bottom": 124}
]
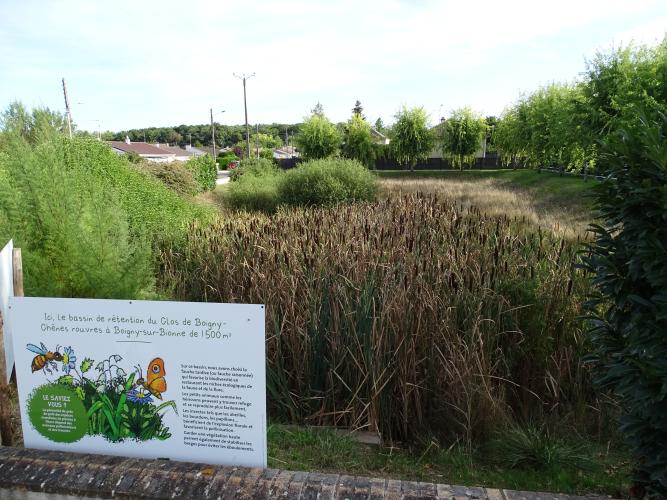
[
  {"left": 583, "top": 111, "right": 667, "bottom": 498},
  {"left": 47, "top": 348, "right": 177, "bottom": 442}
]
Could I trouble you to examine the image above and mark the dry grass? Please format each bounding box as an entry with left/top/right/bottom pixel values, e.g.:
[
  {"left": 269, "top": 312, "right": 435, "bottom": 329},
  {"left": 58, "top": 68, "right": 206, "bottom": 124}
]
[
  {"left": 160, "top": 194, "right": 604, "bottom": 445},
  {"left": 381, "top": 178, "right": 590, "bottom": 239}
]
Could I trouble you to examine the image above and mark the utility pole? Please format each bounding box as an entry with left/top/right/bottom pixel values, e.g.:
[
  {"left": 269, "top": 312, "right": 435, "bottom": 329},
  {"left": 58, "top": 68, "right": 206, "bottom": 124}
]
[
  {"left": 234, "top": 72, "right": 255, "bottom": 158},
  {"left": 210, "top": 108, "right": 216, "bottom": 159},
  {"left": 255, "top": 123, "right": 260, "bottom": 159},
  {"left": 210, "top": 109, "right": 225, "bottom": 159},
  {"left": 61, "top": 78, "right": 73, "bottom": 138}
]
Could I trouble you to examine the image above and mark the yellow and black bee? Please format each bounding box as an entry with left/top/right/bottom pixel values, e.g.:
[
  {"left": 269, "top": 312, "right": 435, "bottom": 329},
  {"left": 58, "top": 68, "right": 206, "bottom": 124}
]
[{"left": 27, "top": 343, "right": 63, "bottom": 374}]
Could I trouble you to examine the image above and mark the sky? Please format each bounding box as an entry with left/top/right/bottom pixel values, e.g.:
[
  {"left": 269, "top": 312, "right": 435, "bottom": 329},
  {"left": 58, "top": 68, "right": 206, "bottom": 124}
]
[{"left": 1, "top": 0, "right": 666, "bottom": 133}]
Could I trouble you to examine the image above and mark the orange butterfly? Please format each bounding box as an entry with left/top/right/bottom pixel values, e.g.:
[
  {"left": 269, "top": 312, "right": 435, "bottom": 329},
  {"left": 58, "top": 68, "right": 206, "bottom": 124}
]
[{"left": 137, "top": 357, "right": 167, "bottom": 400}]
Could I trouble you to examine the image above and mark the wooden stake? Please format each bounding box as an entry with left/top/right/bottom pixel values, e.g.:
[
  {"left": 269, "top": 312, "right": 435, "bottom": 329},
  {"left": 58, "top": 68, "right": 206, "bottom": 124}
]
[
  {"left": 0, "top": 248, "right": 22, "bottom": 446},
  {"left": 12, "top": 248, "right": 23, "bottom": 297}
]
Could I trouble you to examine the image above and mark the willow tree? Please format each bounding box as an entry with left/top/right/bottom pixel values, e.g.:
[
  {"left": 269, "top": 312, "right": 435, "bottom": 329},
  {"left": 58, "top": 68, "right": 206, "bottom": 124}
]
[
  {"left": 342, "top": 113, "right": 375, "bottom": 167},
  {"left": 442, "top": 107, "right": 486, "bottom": 170},
  {"left": 390, "top": 106, "right": 432, "bottom": 171},
  {"left": 296, "top": 111, "right": 341, "bottom": 160}
]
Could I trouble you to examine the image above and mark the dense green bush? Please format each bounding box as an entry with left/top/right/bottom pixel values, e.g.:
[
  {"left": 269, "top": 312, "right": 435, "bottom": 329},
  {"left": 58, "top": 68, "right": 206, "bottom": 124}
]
[
  {"left": 132, "top": 161, "right": 199, "bottom": 196},
  {"left": 496, "top": 39, "right": 667, "bottom": 171},
  {"left": 442, "top": 107, "right": 487, "bottom": 169},
  {"left": 224, "top": 173, "right": 281, "bottom": 213},
  {"left": 57, "top": 138, "right": 210, "bottom": 243},
  {"left": 185, "top": 154, "right": 216, "bottom": 191},
  {"left": 295, "top": 113, "right": 341, "bottom": 159},
  {"left": 0, "top": 105, "right": 213, "bottom": 299},
  {"left": 0, "top": 136, "right": 154, "bottom": 298},
  {"left": 342, "top": 113, "right": 375, "bottom": 167},
  {"left": 390, "top": 106, "right": 433, "bottom": 171},
  {"left": 278, "top": 158, "right": 378, "bottom": 207},
  {"left": 229, "top": 157, "right": 279, "bottom": 182},
  {"left": 583, "top": 112, "right": 667, "bottom": 497},
  {"left": 217, "top": 152, "right": 239, "bottom": 170}
]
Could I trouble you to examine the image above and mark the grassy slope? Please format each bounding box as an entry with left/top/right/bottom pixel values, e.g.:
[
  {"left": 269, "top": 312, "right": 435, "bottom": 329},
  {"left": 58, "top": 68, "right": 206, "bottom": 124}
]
[
  {"left": 377, "top": 169, "right": 593, "bottom": 204},
  {"left": 378, "top": 169, "right": 595, "bottom": 238}
]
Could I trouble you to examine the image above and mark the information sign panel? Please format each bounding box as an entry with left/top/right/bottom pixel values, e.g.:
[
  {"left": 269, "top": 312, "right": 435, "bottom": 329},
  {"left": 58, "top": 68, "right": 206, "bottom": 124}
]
[{"left": 10, "top": 296, "right": 266, "bottom": 468}]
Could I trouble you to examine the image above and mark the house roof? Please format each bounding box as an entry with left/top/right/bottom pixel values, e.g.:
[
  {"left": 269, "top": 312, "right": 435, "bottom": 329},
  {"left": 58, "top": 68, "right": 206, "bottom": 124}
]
[
  {"left": 108, "top": 141, "right": 174, "bottom": 156},
  {"left": 153, "top": 144, "right": 194, "bottom": 157},
  {"left": 370, "top": 128, "right": 387, "bottom": 140}
]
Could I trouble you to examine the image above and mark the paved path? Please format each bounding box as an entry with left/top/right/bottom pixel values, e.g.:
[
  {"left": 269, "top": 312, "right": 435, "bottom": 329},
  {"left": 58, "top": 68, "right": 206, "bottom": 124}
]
[{"left": 216, "top": 170, "right": 230, "bottom": 185}]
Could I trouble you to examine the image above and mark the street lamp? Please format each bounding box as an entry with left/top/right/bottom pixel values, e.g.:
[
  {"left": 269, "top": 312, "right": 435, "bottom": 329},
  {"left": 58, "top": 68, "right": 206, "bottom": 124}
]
[
  {"left": 233, "top": 72, "right": 255, "bottom": 158},
  {"left": 210, "top": 109, "right": 225, "bottom": 159},
  {"left": 90, "top": 119, "right": 101, "bottom": 140}
]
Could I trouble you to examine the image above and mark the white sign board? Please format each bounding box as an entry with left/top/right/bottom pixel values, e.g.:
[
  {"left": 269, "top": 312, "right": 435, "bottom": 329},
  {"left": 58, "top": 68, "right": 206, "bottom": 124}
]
[
  {"left": 10, "top": 296, "right": 266, "bottom": 468},
  {"left": 0, "top": 239, "right": 14, "bottom": 382}
]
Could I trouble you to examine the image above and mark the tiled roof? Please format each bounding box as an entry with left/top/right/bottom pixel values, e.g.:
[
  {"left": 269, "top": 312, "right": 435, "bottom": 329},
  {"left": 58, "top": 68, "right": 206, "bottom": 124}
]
[
  {"left": 108, "top": 141, "right": 174, "bottom": 156},
  {"left": 154, "top": 144, "right": 194, "bottom": 157}
]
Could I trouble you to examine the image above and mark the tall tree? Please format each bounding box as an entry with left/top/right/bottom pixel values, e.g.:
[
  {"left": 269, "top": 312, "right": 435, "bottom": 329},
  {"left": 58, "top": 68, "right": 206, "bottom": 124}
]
[
  {"left": 342, "top": 113, "right": 375, "bottom": 167},
  {"left": 352, "top": 100, "right": 365, "bottom": 120},
  {"left": 311, "top": 102, "right": 325, "bottom": 117},
  {"left": 374, "top": 117, "right": 385, "bottom": 133},
  {"left": 296, "top": 111, "right": 341, "bottom": 159},
  {"left": 390, "top": 106, "right": 433, "bottom": 171},
  {"left": 442, "top": 107, "right": 487, "bottom": 170}
]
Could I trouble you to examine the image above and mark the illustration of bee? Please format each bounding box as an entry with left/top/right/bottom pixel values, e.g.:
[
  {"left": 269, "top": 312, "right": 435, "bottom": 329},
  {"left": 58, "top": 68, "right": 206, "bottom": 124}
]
[
  {"left": 26, "top": 343, "right": 63, "bottom": 374},
  {"left": 136, "top": 357, "right": 167, "bottom": 400}
]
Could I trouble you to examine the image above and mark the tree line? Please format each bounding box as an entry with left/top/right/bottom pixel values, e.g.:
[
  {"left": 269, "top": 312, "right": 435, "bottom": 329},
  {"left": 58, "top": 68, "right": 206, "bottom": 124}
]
[{"left": 494, "top": 37, "right": 667, "bottom": 172}]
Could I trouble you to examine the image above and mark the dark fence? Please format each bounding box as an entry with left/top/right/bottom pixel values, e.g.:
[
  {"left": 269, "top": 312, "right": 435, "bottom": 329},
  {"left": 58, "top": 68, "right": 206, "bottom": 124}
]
[{"left": 275, "top": 154, "right": 508, "bottom": 171}]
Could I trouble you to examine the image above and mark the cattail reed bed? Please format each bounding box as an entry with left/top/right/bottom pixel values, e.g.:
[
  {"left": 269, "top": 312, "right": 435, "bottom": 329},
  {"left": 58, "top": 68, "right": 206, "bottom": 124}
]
[{"left": 160, "top": 194, "right": 599, "bottom": 444}]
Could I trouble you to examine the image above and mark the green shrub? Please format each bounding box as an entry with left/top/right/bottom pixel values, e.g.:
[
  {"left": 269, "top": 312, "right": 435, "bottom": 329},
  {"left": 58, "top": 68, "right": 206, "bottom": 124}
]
[
  {"left": 185, "top": 154, "right": 216, "bottom": 191},
  {"left": 296, "top": 113, "right": 341, "bottom": 159},
  {"left": 132, "top": 161, "right": 199, "bottom": 196},
  {"left": 583, "top": 111, "right": 667, "bottom": 497},
  {"left": 58, "top": 138, "right": 211, "bottom": 244},
  {"left": 217, "top": 152, "right": 239, "bottom": 170},
  {"left": 488, "top": 426, "right": 592, "bottom": 471},
  {"left": 0, "top": 136, "right": 154, "bottom": 298},
  {"left": 224, "top": 173, "right": 281, "bottom": 213},
  {"left": 278, "top": 158, "right": 378, "bottom": 207},
  {"left": 229, "top": 157, "right": 279, "bottom": 182}
]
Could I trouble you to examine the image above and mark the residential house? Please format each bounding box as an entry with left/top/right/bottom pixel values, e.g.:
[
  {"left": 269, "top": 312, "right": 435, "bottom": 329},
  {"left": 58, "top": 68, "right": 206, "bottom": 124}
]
[
  {"left": 153, "top": 144, "right": 196, "bottom": 162},
  {"left": 184, "top": 145, "right": 208, "bottom": 157},
  {"left": 370, "top": 127, "right": 390, "bottom": 145},
  {"left": 108, "top": 137, "right": 176, "bottom": 163},
  {"left": 273, "top": 146, "right": 299, "bottom": 159}
]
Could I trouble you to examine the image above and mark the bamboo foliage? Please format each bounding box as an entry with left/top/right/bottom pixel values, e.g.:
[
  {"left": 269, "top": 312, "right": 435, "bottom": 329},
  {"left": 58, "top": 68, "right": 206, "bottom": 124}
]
[{"left": 160, "top": 194, "right": 597, "bottom": 443}]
